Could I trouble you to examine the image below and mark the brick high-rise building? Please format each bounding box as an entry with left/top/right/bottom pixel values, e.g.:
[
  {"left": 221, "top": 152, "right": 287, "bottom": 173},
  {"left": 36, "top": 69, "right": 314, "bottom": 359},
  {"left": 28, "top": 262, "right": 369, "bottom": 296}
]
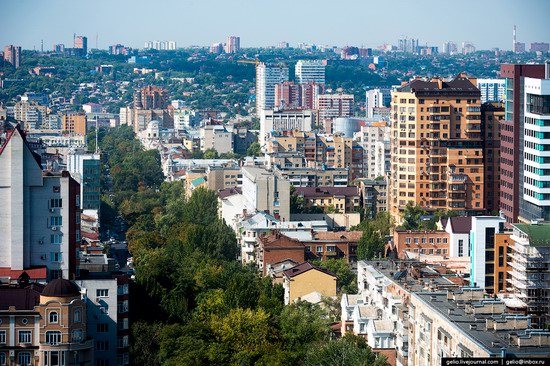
[
  {"left": 317, "top": 93, "right": 354, "bottom": 121},
  {"left": 274, "top": 82, "right": 323, "bottom": 110},
  {"left": 499, "top": 63, "right": 546, "bottom": 225},
  {"left": 134, "top": 86, "right": 168, "bottom": 110},
  {"left": 390, "top": 73, "right": 485, "bottom": 221},
  {"left": 3, "top": 44, "right": 21, "bottom": 68},
  {"left": 481, "top": 102, "right": 505, "bottom": 213}
]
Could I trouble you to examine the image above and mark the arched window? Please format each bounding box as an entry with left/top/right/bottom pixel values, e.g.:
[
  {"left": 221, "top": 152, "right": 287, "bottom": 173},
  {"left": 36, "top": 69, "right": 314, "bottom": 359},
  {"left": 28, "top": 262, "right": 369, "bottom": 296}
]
[
  {"left": 74, "top": 309, "right": 81, "bottom": 323},
  {"left": 49, "top": 311, "right": 58, "bottom": 324}
]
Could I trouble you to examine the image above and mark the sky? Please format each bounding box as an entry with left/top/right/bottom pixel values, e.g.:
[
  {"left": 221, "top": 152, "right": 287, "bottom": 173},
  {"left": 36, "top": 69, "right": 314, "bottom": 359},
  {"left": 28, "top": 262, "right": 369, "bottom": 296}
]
[{"left": 2, "top": 0, "right": 549, "bottom": 51}]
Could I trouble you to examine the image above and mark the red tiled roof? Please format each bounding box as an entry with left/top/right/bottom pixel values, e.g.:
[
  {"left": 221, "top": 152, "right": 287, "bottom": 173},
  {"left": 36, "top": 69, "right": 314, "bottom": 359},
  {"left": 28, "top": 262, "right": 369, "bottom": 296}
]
[
  {"left": 218, "top": 187, "right": 242, "bottom": 199},
  {"left": 0, "top": 267, "right": 48, "bottom": 279}
]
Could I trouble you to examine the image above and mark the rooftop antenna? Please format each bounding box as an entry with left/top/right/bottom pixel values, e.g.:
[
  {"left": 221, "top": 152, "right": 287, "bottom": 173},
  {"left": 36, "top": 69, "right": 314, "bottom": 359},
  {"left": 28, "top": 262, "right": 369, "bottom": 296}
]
[
  {"left": 513, "top": 25, "right": 516, "bottom": 52},
  {"left": 41, "top": 39, "right": 43, "bottom": 53},
  {"left": 96, "top": 33, "right": 98, "bottom": 49}
]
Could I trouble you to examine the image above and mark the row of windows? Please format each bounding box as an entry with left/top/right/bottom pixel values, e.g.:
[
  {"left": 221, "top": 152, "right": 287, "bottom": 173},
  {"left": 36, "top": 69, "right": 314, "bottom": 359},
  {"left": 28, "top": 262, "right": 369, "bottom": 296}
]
[
  {"left": 0, "top": 351, "right": 31, "bottom": 365},
  {"left": 405, "top": 237, "right": 448, "bottom": 244}
]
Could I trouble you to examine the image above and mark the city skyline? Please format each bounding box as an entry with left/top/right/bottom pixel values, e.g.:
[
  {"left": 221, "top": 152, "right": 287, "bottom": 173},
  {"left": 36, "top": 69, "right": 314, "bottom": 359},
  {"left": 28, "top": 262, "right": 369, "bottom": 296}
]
[{"left": 2, "top": 0, "right": 549, "bottom": 51}]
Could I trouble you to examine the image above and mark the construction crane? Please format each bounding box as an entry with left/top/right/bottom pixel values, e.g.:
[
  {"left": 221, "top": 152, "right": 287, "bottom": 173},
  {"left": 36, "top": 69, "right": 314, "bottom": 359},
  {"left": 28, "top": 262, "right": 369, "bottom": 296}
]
[{"left": 237, "top": 58, "right": 261, "bottom": 66}]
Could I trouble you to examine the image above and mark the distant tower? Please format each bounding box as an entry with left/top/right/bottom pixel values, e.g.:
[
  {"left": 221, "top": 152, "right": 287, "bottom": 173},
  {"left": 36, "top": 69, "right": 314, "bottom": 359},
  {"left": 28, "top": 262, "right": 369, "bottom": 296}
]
[{"left": 513, "top": 25, "right": 516, "bottom": 52}]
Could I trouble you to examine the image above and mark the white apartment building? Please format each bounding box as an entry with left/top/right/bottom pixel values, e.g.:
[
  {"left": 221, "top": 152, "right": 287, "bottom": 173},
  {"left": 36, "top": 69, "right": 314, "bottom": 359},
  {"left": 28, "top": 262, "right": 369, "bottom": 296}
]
[
  {"left": 366, "top": 89, "right": 384, "bottom": 119},
  {"left": 0, "top": 125, "right": 80, "bottom": 280},
  {"left": 241, "top": 166, "right": 290, "bottom": 222},
  {"left": 200, "top": 125, "right": 233, "bottom": 154},
  {"left": 173, "top": 108, "right": 199, "bottom": 129},
  {"left": 259, "top": 109, "right": 315, "bottom": 148},
  {"left": 256, "top": 63, "right": 289, "bottom": 114},
  {"left": 356, "top": 122, "right": 390, "bottom": 179},
  {"left": 521, "top": 75, "right": 550, "bottom": 222},
  {"left": 119, "top": 107, "right": 133, "bottom": 126},
  {"left": 295, "top": 60, "right": 325, "bottom": 84},
  {"left": 469, "top": 216, "right": 505, "bottom": 289},
  {"left": 76, "top": 278, "right": 130, "bottom": 366},
  {"left": 476, "top": 79, "right": 505, "bottom": 103}
]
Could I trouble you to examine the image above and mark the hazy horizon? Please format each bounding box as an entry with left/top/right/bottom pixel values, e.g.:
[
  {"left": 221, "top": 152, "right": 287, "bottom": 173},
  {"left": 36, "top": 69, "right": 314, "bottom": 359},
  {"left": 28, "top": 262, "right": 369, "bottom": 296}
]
[{"left": 2, "top": 0, "right": 549, "bottom": 51}]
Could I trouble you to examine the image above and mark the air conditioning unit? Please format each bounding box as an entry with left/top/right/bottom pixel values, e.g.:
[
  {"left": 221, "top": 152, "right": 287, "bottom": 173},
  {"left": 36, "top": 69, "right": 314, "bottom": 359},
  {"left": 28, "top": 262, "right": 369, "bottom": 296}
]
[
  {"left": 51, "top": 227, "right": 58, "bottom": 231},
  {"left": 41, "top": 255, "right": 47, "bottom": 260},
  {"left": 50, "top": 208, "right": 55, "bottom": 213},
  {"left": 38, "top": 240, "right": 44, "bottom": 244},
  {"left": 95, "top": 298, "right": 101, "bottom": 303}
]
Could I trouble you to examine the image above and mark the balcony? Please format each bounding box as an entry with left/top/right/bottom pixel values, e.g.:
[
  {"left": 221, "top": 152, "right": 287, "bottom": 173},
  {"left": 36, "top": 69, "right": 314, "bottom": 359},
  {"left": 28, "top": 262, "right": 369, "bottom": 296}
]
[{"left": 448, "top": 173, "right": 467, "bottom": 182}]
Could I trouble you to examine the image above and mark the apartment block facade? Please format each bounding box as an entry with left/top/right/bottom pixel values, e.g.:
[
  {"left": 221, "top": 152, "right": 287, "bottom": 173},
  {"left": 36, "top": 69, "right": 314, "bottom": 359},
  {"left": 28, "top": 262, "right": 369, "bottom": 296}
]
[
  {"left": 256, "top": 63, "right": 289, "bottom": 114},
  {"left": 499, "top": 63, "right": 546, "bottom": 225},
  {"left": 390, "top": 74, "right": 485, "bottom": 221}
]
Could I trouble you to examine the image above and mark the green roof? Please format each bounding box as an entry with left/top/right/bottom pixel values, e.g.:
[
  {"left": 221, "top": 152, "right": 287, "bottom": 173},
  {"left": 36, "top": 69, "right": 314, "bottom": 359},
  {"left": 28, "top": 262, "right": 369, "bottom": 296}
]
[
  {"left": 190, "top": 176, "right": 206, "bottom": 187},
  {"left": 513, "top": 223, "right": 550, "bottom": 247}
]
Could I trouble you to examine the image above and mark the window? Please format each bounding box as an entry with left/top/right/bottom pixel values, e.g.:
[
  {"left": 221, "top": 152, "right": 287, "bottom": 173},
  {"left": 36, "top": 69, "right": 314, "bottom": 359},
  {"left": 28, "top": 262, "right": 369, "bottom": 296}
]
[
  {"left": 458, "top": 240, "right": 464, "bottom": 257},
  {"left": 316, "top": 246, "right": 323, "bottom": 253},
  {"left": 19, "top": 330, "right": 32, "bottom": 344},
  {"left": 50, "top": 216, "right": 62, "bottom": 227},
  {"left": 73, "top": 310, "right": 81, "bottom": 323},
  {"left": 49, "top": 311, "right": 58, "bottom": 324},
  {"left": 100, "top": 306, "right": 108, "bottom": 315},
  {"left": 46, "top": 331, "right": 62, "bottom": 345},
  {"left": 326, "top": 245, "right": 336, "bottom": 252},
  {"left": 0, "top": 331, "right": 5, "bottom": 344},
  {"left": 0, "top": 352, "right": 5, "bottom": 366},
  {"left": 51, "top": 252, "right": 62, "bottom": 262},
  {"left": 97, "top": 323, "right": 109, "bottom": 333},
  {"left": 71, "top": 329, "right": 83, "bottom": 343},
  {"left": 96, "top": 340, "right": 109, "bottom": 351},
  {"left": 50, "top": 198, "right": 63, "bottom": 208},
  {"left": 50, "top": 234, "right": 62, "bottom": 245},
  {"left": 18, "top": 352, "right": 31, "bottom": 366},
  {"left": 96, "top": 289, "right": 109, "bottom": 297}
]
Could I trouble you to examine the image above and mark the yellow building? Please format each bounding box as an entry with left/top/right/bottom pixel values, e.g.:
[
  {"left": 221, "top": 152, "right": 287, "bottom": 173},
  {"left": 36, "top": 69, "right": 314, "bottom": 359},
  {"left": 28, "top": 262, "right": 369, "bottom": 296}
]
[
  {"left": 282, "top": 262, "right": 337, "bottom": 304},
  {"left": 62, "top": 112, "right": 87, "bottom": 135},
  {"left": 390, "top": 73, "right": 484, "bottom": 221}
]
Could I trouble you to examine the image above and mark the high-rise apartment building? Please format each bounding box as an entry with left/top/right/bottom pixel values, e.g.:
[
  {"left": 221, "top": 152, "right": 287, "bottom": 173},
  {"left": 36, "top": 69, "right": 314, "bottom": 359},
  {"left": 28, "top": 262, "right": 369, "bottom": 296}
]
[
  {"left": 357, "top": 122, "right": 391, "bottom": 179},
  {"left": 74, "top": 36, "right": 87, "bottom": 55},
  {"left": 256, "top": 63, "right": 289, "bottom": 115},
  {"left": 499, "top": 63, "right": 546, "bottom": 225},
  {"left": 62, "top": 112, "right": 87, "bottom": 135},
  {"left": 366, "top": 89, "right": 385, "bottom": 118},
  {"left": 274, "top": 82, "right": 322, "bottom": 110},
  {"left": 390, "top": 74, "right": 485, "bottom": 221},
  {"left": 461, "top": 42, "right": 476, "bottom": 54},
  {"left": 134, "top": 85, "right": 168, "bottom": 110},
  {"left": 67, "top": 151, "right": 101, "bottom": 211},
  {"left": 0, "top": 123, "right": 81, "bottom": 281},
  {"left": 520, "top": 70, "right": 550, "bottom": 222},
  {"left": 295, "top": 60, "right": 325, "bottom": 84},
  {"left": 3, "top": 45, "right": 21, "bottom": 68},
  {"left": 481, "top": 102, "right": 505, "bottom": 213},
  {"left": 14, "top": 100, "right": 48, "bottom": 130},
  {"left": 317, "top": 93, "right": 354, "bottom": 121},
  {"left": 530, "top": 42, "right": 550, "bottom": 53},
  {"left": 476, "top": 79, "right": 506, "bottom": 103},
  {"left": 225, "top": 36, "right": 240, "bottom": 53}
]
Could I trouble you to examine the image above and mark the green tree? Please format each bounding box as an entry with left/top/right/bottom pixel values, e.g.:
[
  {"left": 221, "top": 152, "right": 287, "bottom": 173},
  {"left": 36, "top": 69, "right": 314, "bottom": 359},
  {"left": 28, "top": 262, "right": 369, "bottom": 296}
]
[
  {"left": 246, "top": 141, "right": 261, "bottom": 157},
  {"left": 357, "top": 222, "right": 385, "bottom": 260},
  {"left": 400, "top": 201, "right": 428, "bottom": 230},
  {"left": 304, "top": 334, "right": 389, "bottom": 366},
  {"left": 204, "top": 148, "right": 219, "bottom": 159}
]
